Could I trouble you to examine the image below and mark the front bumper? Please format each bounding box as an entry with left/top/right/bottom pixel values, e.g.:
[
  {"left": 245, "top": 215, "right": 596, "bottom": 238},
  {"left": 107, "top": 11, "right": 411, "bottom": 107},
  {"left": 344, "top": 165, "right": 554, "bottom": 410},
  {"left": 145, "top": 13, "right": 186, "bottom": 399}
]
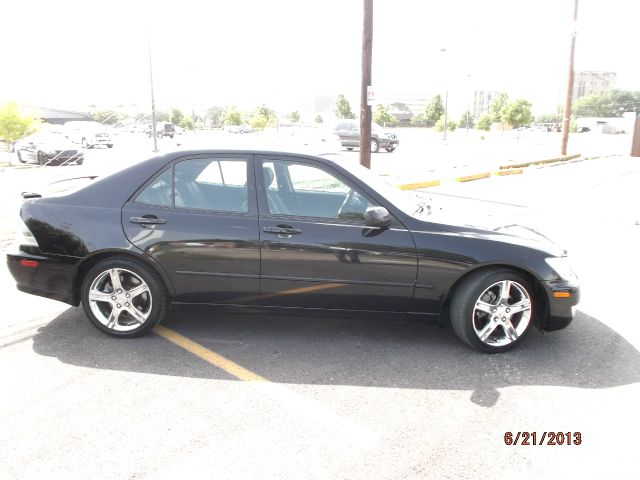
[
  {"left": 6, "top": 250, "right": 80, "bottom": 305},
  {"left": 542, "top": 279, "right": 580, "bottom": 331}
]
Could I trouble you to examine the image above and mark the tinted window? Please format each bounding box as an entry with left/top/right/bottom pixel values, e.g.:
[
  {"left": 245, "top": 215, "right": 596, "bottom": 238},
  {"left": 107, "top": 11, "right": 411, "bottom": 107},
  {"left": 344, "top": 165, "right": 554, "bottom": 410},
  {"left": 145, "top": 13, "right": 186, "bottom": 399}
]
[
  {"left": 174, "top": 158, "right": 247, "bottom": 212},
  {"left": 261, "top": 160, "right": 373, "bottom": 220},
  {"left": 135, "top": 169, "right": 172, "bottom": 207}
]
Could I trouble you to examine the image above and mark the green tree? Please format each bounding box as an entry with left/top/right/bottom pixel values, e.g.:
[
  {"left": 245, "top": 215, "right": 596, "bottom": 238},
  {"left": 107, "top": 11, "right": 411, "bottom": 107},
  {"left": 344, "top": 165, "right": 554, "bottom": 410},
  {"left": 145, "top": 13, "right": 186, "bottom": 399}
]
[
  {"left": 170, "top": 108, "right": 185, "bottom": 126},
  {"left": 181, "top": 116, "right": 194, "bottom": 130},
  {"left": 425, "top": 95, "right": 445, "bottom": 124},
  {"left": 410, "top": 112, "right": 427, "bottom": 126},
  {"left": 334, "top": 94, "right": 355, "bottom": 119},
  {"left": 155, "top": 110, "right": 170, "bottom": 122},
  {"left": 0, "top": 103, "right": 39, "bottom": 149},
  {"left": 459, "top": 110, "right": 474, "bottom": 129},
  {"left": 476, "top": 114, "right": 491, "bottom": 131},
  {"left": 390, "top": 102, "right": 411, "bottom": 113},
  {"left": 256, "top": 105, "right": 276, "bottom": 123},
  {"left": 249, "top": 114, "right": 268, "bottom": 129},
  {"left": 206, "top": 106, "right": 224, "bottom": 128},
  {"left": 314, "top": 115, "right": 323, "bottom": 124},
  {"left": 373, "top": 104, "right": 395, "bottom": 127},
  {"left": 489, "top": 92, "right": 509, "bottom": 122},
  {"left": 223, "top": 107, "right": 242, "bottom": 126},
  {"left": 535, "top": 112, "right": 561, "bottom": 124},
  {"left": 574, "top": 89, "right": 640, "bottom": 117},
  {"left": 90, "top": 110, "right": 121, "bottom": 126},
  {"left": 435, "top": 117, "right": 457, "bottom": 132},
  {"left": 288, "top": 111, "right": 301, "bottom": 123},
  {"left": 501, "top": 99, "right": 533, "bottom": 127}
]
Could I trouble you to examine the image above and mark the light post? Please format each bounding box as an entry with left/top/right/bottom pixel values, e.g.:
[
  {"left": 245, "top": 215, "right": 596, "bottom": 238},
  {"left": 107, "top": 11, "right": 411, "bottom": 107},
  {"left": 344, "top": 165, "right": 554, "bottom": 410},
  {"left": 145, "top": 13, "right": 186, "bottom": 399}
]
[
  {"left": 147, "top": 34, "right": 158, "bottom": 152},
  {"left": 441, "top": 48, "right": 448, "bottom": 141}
]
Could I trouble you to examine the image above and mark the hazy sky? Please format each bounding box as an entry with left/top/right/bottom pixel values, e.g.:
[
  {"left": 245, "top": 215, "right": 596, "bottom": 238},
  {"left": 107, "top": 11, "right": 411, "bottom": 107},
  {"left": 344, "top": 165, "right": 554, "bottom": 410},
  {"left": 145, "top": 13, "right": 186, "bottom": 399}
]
[{"left": 1, "top": 0, "right": 638, "bottom": 116}]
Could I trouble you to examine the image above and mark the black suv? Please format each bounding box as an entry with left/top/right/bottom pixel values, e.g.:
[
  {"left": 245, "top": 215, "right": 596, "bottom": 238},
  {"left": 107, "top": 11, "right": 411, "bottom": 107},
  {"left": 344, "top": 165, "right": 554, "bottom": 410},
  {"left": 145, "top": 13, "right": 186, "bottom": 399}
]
[
  {"left": 332, "top": 120, "right": 399, "bottom": 153},
  {"left": 146, "top": 123, "right": 176, "bottom": 139}
]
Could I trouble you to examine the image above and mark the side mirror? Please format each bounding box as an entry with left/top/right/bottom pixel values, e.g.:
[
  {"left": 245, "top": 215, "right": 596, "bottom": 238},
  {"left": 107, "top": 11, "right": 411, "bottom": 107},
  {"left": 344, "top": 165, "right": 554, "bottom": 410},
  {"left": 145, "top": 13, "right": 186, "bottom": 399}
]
[{"left": 363, "top": 206, "right": 391, "bottom": 228}]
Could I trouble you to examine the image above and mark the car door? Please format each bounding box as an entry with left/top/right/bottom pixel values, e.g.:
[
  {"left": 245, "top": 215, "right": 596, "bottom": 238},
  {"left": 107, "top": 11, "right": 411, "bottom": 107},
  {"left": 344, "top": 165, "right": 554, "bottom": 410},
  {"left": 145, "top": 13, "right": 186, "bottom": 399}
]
[
  {"left": 256, "top": 154, "right": 417, "bottom": 312},
  {"left": 122, "top": 154, "right": 260, "bottom": 305}
]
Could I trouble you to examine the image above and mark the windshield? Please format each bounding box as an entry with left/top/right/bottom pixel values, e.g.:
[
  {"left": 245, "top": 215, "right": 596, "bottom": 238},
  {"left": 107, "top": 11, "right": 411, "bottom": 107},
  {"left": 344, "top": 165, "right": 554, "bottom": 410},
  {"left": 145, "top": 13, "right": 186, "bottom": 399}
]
[{"left": 322, "top": 154, "right": 424, "bottom": 217}]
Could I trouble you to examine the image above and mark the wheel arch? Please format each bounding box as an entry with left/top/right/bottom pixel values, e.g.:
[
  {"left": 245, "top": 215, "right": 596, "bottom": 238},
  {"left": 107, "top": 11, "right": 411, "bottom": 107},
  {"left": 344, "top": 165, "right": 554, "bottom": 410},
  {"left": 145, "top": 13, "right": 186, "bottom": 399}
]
[
  {"left": 438, "top": 263, "right": 549, "bottom": 329},
  {"left": 71, "top": 249, "right": 175, "bottom": 306}
]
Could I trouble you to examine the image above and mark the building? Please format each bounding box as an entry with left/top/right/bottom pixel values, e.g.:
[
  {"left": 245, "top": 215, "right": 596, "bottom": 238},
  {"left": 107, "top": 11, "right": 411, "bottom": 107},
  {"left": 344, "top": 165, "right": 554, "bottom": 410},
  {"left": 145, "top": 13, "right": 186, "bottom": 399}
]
[
  {"left": 473, "top": 90, "right": 497, "bottom": 119},
  {"left": 20, "top": 105, "right": 91, "bottom": 125},
  {"left": 572, "top": 71, "right": 616, "bottom": 100}
]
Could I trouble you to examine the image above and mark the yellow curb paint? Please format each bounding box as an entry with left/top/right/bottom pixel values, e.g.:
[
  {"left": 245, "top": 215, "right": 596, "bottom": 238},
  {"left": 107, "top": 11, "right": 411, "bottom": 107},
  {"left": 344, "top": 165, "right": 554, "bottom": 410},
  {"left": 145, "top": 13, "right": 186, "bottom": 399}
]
[
  {"left": 455, "top": 172, "right": 491, "bottom": 182},
  {"left": 154, "top": 325, "right": 267, "bottom": 382},
  {"left": 493, "top": 168, "right": 524, "bottom": 176},
  {"left": 398, "top": 179, "right": 441, "bottom": 190}
]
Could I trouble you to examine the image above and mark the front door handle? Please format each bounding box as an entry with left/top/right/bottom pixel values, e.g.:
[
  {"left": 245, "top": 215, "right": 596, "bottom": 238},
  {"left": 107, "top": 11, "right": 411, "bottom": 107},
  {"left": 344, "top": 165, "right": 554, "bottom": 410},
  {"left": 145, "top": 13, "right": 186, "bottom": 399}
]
[
  {"left": 129, "top": 215, "right": 166, "bottom": 226},
  {"left": 263, "top": 225, "right": 302, "bottom": 236}
]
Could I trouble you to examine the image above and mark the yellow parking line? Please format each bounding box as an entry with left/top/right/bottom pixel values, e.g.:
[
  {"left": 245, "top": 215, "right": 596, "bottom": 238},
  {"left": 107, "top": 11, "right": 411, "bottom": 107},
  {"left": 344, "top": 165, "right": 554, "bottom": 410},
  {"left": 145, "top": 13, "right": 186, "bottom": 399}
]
[{"left": 154, "top": 325, "right": 267, "bottom": 382}]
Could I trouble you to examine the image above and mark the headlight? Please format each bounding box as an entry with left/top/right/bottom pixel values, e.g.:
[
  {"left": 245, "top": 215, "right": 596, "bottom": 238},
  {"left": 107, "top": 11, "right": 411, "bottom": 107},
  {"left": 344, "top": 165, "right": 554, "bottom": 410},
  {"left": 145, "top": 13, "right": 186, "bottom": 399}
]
[{"left": 545, "top": 257, "right": 573, "bottom": 281}]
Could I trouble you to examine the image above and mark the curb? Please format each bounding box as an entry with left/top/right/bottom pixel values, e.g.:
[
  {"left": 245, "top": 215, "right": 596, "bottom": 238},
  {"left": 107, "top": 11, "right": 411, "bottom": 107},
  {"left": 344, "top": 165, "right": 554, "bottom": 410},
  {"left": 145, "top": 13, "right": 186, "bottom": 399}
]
[
  {"left": 498, "top": 153, "right": 581, "bottom": 170},
  {"left": 455, "top": 172, "right": 491, "bottom": 182},
  {"left": 398, "top": 179, "right": 440, "bottom": 190}
]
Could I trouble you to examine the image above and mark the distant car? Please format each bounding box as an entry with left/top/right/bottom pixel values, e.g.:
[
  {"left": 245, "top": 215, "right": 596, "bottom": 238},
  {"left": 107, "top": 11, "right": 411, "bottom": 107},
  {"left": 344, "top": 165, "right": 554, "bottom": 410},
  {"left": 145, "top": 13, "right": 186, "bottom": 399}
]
[
  {"left": 14, "top": 132, "right": 84, "bottom": 166},
  {"left": 7, "top": 149, "right": 579, "bottom": 352},
  {"left": 332, "top": 120, "right": 399, "bottom": 153},
  {"left": 226, "top": 123, "right": 254, "bottom": 134},
  {"left": 145, "top": 123, "right": 176, "bottom": 139},
  {"left": 64, "top": 121, "right": 113, "bottom": 148}
]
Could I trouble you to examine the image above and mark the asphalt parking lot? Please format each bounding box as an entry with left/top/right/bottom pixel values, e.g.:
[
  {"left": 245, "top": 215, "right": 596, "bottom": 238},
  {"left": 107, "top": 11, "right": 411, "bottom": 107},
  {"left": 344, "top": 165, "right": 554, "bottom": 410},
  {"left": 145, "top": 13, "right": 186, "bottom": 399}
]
[{"left": 1, "top": 151, "right": 639, "bottom": 478}]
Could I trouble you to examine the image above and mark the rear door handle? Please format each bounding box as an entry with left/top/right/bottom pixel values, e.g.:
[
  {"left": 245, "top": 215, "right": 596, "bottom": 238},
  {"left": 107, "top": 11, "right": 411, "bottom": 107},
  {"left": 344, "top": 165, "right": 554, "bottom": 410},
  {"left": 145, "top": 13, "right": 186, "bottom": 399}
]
[
  {"left": 129, "top": 215, "right": 166, "bottom": 225},
  {"left": 263, "top": 225, "right": 302, "bottom": 236}
]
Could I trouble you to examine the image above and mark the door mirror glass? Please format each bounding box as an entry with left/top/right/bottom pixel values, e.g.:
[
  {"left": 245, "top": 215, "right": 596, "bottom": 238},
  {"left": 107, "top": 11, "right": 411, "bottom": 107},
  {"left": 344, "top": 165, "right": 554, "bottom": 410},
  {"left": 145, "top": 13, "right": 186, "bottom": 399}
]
[{"left": 364, "top": 206, "right": 391, "bottom": 227}]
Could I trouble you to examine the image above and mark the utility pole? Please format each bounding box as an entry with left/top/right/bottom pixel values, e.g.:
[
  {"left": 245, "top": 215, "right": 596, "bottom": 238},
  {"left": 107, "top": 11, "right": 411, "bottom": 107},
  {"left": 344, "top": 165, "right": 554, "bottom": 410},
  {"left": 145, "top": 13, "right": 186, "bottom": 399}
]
[
  {"left": 148, "top": 34, "right": 158, "bottom": 152},
  {"left": 359, "top": 0, "right": 373, "bottom": 169},
  {"left": 441, "top": 48, "right": 448, "bottom": 141},
  {"left": 561, "top": 0, "right": 579, "bottom": 156}
]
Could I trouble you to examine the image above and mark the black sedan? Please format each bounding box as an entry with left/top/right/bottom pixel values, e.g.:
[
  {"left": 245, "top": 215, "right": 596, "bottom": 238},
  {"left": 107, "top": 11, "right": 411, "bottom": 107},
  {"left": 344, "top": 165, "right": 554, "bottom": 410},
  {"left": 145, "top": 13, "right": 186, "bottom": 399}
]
[
  {"left": 7, "top": 150, "right": 579, "bottom": 352},
  {"left": 15, "top": 132, "right": 84, "bottom": 166}
]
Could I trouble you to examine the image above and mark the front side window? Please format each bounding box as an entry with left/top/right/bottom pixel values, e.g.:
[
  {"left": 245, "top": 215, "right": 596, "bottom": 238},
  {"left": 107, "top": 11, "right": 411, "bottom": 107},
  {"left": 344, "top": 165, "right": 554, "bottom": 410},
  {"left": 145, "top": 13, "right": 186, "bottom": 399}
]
[
  {"left": 174, "top": 158, "right": 248, "bottom": 212},
  {"left": 261, "top": 160, "right": 373, "bottom": 220}
]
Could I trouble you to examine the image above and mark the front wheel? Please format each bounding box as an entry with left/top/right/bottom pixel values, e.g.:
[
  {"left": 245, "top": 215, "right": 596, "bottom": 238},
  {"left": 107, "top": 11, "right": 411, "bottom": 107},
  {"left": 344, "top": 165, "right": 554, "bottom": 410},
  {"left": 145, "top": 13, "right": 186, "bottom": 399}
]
[
  {"left": 450, "top": 269, "right": 536, "bottom": 353},
  {"left": 385, "top": 147, "right": 395, "bottom": 153},
  {"left": 81, "top": 257, "right": 169, "bottom": 337}
]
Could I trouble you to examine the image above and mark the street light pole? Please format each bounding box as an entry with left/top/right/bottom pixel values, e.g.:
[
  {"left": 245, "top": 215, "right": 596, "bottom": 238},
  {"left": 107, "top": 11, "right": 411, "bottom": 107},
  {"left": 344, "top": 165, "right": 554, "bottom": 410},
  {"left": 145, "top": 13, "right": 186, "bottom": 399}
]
[
  {"left": 561, "top": 0, "right": 579, "bottom": 155},
  {"left": 148, "top": 34, "right": 158, "bottom": 152},
  {"left": 441, "top": 48, "right": 448, "bottom": 141},
  {"left": 359, "top": 0, "right": 373, "bottom": 169}
]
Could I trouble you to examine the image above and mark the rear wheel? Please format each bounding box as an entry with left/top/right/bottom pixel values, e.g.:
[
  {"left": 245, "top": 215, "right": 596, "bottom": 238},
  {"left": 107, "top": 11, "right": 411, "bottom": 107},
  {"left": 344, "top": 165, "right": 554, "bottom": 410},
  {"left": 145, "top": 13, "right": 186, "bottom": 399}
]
[
  {"left": 385, "top": 147, "right": 395, "bottom": 153},
  {"left": 81, "top": 257, "right": 169, "bottom": 337},
  {"left": 450, "top": 269, "right": 535, "bottom": 353},
  {"left": 370, "top": 138, "right": 379, "bottom": 153}
]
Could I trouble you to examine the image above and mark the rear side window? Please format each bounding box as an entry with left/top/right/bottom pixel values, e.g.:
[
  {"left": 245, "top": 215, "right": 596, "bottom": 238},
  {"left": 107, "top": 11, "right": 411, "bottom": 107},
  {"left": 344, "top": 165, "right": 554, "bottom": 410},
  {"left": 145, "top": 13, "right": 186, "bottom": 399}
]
[{"left": 135, "top": 169, "right": 172, "bottom": 207}]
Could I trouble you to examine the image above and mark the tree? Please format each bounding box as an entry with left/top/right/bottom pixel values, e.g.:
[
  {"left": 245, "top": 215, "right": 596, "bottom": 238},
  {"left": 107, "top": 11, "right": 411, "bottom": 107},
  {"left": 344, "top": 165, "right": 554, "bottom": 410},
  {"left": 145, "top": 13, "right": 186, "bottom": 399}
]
[
  {"left": 534, "top": 112, "right": 561, "bottom": 124},
  {"left": 489, "top": 92, "right": 509, "bottom": 122},
  {"left": 501, "top": 99, "right": 533, "bottom": 127},
  {"left": 314, "top": 115, "right": 323, "bottom": 124},
  {"left": 372, "top": 104, "right": 395, "bottom": 127},
  {"left": 410, "top": 112, "right": 427, "bottom": 126},
  {"left": 0, "top": 103, "right": 39, "bottom": 149},
  {"left": 334, "top": 94, "right": 355, "bottom": 119},
  {"left": 288, "top": 111, "right": 301, "bottom": 123},
  {"left": 390, "top": 102, "right": 411, "bottom": 113},
  {"left": 574, "top": 89, "right": 640, "bottom": 117},
  {"left": 170, "top": 108, "right": 185, "bottom": 126},
  {"left": 181, "top": 116, "right": 194, "bottom": 130},
  {"left": 256, "top": 105, "right": 276, "bottom": 123},
  {"left": 155, "top": 110, "right": 170, "bottom": 122},
  {"left": 476, "top": 114, "right": 491, "bottom": 131},
  {"left": 459, "top": 110, "right": 474, "bottom": 129},
  {"left": 206, "top": 106, "right": 224, "bottom": 128},
  {"left": 249, "top": 114, "right": 268, "bottom": 129},
  {"left": 435, "top": 117, "right": 457, "bottom": 132},
  {"left": 425, "top": 95, "right": 445, "bottom": 124},
  {"left": 90, "top": 110, "right": 121, "bottom": 126},
  {"left": 223, "top": 107, "right": 242, "bottom": 126}
]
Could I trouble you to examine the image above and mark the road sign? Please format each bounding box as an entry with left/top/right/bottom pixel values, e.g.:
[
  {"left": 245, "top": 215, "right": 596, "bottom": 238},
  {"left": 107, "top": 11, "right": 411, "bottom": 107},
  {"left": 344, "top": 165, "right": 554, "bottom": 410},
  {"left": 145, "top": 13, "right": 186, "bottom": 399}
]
[{"left": 367, "top": 86, "right": 374, "bottom": 106}]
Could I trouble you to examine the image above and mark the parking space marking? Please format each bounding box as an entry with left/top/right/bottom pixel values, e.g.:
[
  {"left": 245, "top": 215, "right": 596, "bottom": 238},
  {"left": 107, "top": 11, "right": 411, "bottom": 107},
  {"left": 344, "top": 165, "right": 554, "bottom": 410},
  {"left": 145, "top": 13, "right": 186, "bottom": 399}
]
[
  {"left": 154, "top": 325, "right": 267, "bottom": 382},
  {"left": 153, "top": 324, "right": 378, "bottom": 449}
]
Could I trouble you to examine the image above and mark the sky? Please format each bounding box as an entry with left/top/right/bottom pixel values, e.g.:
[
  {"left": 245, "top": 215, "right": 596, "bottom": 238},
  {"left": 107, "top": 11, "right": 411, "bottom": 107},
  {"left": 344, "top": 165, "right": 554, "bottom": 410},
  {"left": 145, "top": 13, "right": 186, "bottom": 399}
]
[{"left": 1, "top": 0, "right": 638, "bottom": 117}]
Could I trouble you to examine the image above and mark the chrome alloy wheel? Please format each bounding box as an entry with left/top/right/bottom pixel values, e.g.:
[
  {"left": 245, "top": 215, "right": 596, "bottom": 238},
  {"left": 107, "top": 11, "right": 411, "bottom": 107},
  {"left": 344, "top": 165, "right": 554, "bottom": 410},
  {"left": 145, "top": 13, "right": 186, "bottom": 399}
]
[
  {"left": 472, "top": 280, "right": 532, "bottom": 347},
  {"left": 88, "top": 268, "right": 152, "bottom": 332}
]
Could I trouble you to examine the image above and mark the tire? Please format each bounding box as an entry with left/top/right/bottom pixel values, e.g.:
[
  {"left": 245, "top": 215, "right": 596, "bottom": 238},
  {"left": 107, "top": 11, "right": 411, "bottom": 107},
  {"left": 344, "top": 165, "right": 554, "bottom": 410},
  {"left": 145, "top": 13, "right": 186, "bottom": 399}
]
[
  {"left": 450, "top": 269, "right": 536, "bottom": 353},
  {"left": 157, "top": 132, "right": 163, "bottom": 139},
  {"left": 107, "top": 144, "right": 113, "bottom": 148},
  {"left": 81, "top": 257, "right": 169, "bottom": 338},
  {"left": 370, "top": 138, "right": 379, "bottom": 153},
  {"left": 37, "top": 151, "right": 46, "bottom": 166},
  {"left": 385, "top": 147, "right": 395, "bottom": 153},
  {"left": 346, "top": 147, "right": 354, "bottom": 151},
  {"left": 16, "top": 150, "right": 24, "bottom": 163},
  {"left": 81, "top": 138, "right": 90, "bottom": 149}
]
